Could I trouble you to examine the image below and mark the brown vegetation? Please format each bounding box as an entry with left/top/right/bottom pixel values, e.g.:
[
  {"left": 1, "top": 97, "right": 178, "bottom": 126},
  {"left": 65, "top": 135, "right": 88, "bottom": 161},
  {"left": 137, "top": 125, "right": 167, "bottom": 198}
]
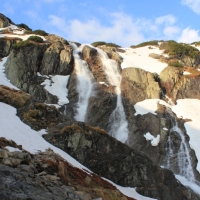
[{"left": 0, "top": 85, "right": 30, "bottom": 108}]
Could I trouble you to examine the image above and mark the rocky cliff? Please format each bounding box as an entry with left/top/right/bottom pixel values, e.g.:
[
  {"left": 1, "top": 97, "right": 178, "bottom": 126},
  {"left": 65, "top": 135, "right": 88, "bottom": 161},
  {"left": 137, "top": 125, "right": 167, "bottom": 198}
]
[{"left": 1, "top": 13, "right": 200, "bottom": 200}]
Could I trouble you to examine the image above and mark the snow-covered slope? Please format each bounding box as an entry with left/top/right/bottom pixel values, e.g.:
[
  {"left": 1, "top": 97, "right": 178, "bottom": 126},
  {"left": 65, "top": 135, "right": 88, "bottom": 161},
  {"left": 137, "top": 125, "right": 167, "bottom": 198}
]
[{"left": 118, "top": 46, "right": 168, "bottom": 74}]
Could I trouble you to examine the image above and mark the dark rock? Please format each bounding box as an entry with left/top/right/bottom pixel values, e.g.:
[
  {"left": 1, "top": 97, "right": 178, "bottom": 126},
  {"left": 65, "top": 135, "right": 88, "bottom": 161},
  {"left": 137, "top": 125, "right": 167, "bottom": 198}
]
[
  {"left": 44, "top": 122, "right": 200, "bottom": 200},
  {"left": 0, "top": 38, "right": 18, "bottom": 58}
]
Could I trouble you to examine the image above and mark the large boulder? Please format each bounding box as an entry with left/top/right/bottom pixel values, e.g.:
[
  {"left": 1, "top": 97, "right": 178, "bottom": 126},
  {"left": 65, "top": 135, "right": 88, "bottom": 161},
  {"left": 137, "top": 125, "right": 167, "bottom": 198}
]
[
  {"left": 44, "top": 121, "right": 200, "bottom": 200},
  {"left": 121, "top": 67, "right": 161, "bottom": 104}
]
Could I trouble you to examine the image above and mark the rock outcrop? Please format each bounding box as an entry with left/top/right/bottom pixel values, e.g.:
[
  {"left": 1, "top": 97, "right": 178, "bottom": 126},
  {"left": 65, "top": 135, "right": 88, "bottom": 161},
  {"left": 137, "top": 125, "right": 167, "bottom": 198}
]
[
  {"left": 159, "top": 66, "right": 200, "bottom": 101},
  {"left": 0, "top": 138, "right": 133, "bottom": 200},
  {"left": 121, "top": 67, "right": 161, "bottom": 104},
  {"left": 0, "top": 38, "right": 18, "bottom": 58},
  {"left": 44, "top": 121, "right": 200, "bottom": 200},
  {"left": 0, "top": 13, "right": 13, "bottom": 28},
  {"left": 4, "top": 39, "right": 74, "bottom": 103}
]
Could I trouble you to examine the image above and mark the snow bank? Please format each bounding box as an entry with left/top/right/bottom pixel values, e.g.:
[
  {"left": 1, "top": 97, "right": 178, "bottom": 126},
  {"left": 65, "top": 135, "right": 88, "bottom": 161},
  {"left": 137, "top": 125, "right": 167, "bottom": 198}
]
[
  {"left": 118, "top": 46, "right": 168, "bottom": 74},
  {"left": 5, "top": 146, "right": 22, "bottom": 152},
  {"left": 0, "top": 33, "right": 46, "bottom": 41},
  {"left": 134, "top": 99, "right": 168, "bottom": 116},
  {"left": 41, "top": 75, "right": 70, "bottom": 105}
]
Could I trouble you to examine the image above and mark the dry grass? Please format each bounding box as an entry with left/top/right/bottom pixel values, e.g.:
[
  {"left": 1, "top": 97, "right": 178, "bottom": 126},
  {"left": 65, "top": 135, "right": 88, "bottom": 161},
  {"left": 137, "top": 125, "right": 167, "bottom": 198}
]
[
  {"left": 0, "top": 85, "right": 30, "bottom": 108},
  {"left": 88, "top": 126, "right": 107, "bottom": 134},
  {"left": 184, "top": 66, "right": 200, "bottom": 78}
]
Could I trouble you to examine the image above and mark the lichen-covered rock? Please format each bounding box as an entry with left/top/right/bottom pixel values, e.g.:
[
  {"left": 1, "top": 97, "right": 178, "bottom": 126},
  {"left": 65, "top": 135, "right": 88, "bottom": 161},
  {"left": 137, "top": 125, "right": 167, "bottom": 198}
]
[
  {"left": 121, "top": 67, "right": 161, "bottom": 104},
  {"left": 44, "top": 121, "right": 200, "bottom": 200}
]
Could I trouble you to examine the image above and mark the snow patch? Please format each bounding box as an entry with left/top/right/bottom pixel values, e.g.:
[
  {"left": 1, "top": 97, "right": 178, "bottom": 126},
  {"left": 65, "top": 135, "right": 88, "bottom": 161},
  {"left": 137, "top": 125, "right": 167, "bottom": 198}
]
[
  {"left": 144, "top": 132, "right": 160, "bottom": 146},
  {"left": 5, "top": 146, "right": 22, "bottom": 152},
  {"left": 118, "top": 46, "right": 168, "bottom": 74},
  {"left": 41, "top": 75, "right": 70, "bottom": 105}
]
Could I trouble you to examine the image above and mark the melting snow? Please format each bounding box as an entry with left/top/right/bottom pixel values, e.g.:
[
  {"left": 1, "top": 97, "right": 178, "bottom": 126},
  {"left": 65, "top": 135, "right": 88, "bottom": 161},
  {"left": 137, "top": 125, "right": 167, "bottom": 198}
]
[
  {"left": 5, "top": 146, "right": 22, "bottom": 152},
  {"left": 118, "top": 46, "right": 168, "bottom": 74},
  {"left": 144, "top": 132, "right": 160, "bottom": 146}
]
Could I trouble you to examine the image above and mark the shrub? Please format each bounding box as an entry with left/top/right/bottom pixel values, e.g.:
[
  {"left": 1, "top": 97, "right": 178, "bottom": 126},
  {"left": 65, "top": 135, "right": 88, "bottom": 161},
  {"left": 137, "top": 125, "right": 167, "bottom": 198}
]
[
  {"left": 32, "top": 29, "right": 48, "bottom": 36},
  {"left": 27, "top": 36, "right": 43, "bottom": 43},
  {"left": 12, "top": 36, "right": 43, "bottom": 49},
  {"left": 12, "top": 40, "right": 31, "bottom": 50},
  {"left": 17, "top": 23, "right": 32, "bottom": 31},
  {"left": 91, "top": 41, "right": 121, "bottom": 48},
  {"left": 195, "top": 41, "right": 200, "bottom": 46},
  {"left": 131, "top": 40, "right": 159, "bottom": 48},
  {"left": 168, "top": 61, "right": 184, "bottom": 68},
  {"left": 160, "top": 40, "right": 199, "bottom": 59}
]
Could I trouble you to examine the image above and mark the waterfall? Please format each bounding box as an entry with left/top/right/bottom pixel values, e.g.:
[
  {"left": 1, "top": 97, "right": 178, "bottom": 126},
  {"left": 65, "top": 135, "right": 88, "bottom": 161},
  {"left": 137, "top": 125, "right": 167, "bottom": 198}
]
[
  {"left": 96, "top": 48, "right": 129, "bottom": 143},
  {"left": 70, "top": 43, "right": 94, "bottom": 122},
  {"left": 165, "top": 108, "right": 195, "bottom": 182}
]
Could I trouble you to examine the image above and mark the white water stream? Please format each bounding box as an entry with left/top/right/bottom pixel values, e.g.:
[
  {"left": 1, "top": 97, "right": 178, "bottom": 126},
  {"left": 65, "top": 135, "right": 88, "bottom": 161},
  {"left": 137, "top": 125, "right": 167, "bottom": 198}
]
[
  {"left": 70, "top": 43, "right": 94, "bottom": 122},
  {"left": 165, "top": 108, "right": 195, "bottom": 182},
  {"left": 96, "top": 48, "right": 129, "bottom": 143}
]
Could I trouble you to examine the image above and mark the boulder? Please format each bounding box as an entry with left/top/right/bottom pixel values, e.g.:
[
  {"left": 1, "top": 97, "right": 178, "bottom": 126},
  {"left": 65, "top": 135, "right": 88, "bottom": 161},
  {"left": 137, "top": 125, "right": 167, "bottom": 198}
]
[{"left": 121, "top": 67, "right": 161, "bottom": 104}]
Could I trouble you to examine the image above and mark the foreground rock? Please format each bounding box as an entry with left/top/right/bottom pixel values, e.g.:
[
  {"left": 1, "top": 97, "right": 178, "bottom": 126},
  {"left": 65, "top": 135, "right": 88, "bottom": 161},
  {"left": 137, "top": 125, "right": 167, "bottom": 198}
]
[
  {"left": 0, "top": 138, "right": 133, "bottom": 200},
  {"left": 44, "top": 121, "right": 200, "bottom": 200}
]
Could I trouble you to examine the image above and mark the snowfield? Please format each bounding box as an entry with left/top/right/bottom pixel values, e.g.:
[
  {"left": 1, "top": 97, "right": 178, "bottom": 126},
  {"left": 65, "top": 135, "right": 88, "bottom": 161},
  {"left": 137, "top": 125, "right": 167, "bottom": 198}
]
[{"left": 118, "top": 46, "right": 168, "bottom": 74}]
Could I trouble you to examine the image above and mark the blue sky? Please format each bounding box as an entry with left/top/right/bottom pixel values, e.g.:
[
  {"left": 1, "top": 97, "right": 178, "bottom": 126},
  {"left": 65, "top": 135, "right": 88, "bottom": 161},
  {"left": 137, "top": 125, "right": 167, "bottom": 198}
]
[{"left": 1, "top": 0, "right": 200, "bottom": 47}]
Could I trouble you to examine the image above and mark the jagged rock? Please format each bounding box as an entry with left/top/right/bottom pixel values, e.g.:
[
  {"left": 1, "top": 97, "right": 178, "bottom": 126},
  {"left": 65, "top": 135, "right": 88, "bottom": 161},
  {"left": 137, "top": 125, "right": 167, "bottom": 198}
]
[
  {"left": 44, "top": 34, "right": 69, "bottom": 44},
  {"left": 121, "top": 67, "right": 161, "bottom": 104},
  {"left": 160, "top": 66, "right": 200, "bottom": 101},
  {"left": 0, "top": 38, "right": 18, "bottom": 58},
  {"left": 0, "top": 13, "right": 13, "bottom": 28},
  {"left": 85, "top": 83, "right": 117, "bottom": 130},
  {"left": 40, "top": 41, "right": 74, "bottom": 75},
  {"left": 44, "top": 121, "right": 200, "bottom": 200},
  {"left": 4, "top": 40, "right": 73, "bottom": 103}
]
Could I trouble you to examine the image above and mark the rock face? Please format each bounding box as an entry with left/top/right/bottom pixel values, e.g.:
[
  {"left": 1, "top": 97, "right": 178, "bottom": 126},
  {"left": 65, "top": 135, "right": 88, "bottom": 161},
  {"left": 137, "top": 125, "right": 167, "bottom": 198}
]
[
  {"left": 44, "top": 121, "right": 200, "bottom": 200},
  {"left": 0, "top": 38, "right": 18, "bottom": 58},
  {"left": 159, "top": 66, "right": 200, "bottom": 101},
  {"left": 0, "top": 138, "right": 132, "bottom": 200},
  {"left": 0, "top": 13, "right": 12, "bottom": 28},
  {"left": 121, "top": 67, "right": 161, "bottom": 104},
  {"left": 82, "top": 45, "right": 108, "bottom": 83},
  {"left": 4, "top": 39, "right": 74, "bottom": 103}
]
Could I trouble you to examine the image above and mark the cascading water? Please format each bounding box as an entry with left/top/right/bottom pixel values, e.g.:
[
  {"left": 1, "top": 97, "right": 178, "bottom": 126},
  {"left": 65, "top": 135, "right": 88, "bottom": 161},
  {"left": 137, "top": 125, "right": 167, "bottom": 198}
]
[
  {"left": 96, "top": 48, "right": 129, "bottom": 143},
  {"left": 70, "top": 43, "right": 94, "bottom": 122},
  {"left": 165, "top": 108, "right": 195, "bottom": 182}
]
